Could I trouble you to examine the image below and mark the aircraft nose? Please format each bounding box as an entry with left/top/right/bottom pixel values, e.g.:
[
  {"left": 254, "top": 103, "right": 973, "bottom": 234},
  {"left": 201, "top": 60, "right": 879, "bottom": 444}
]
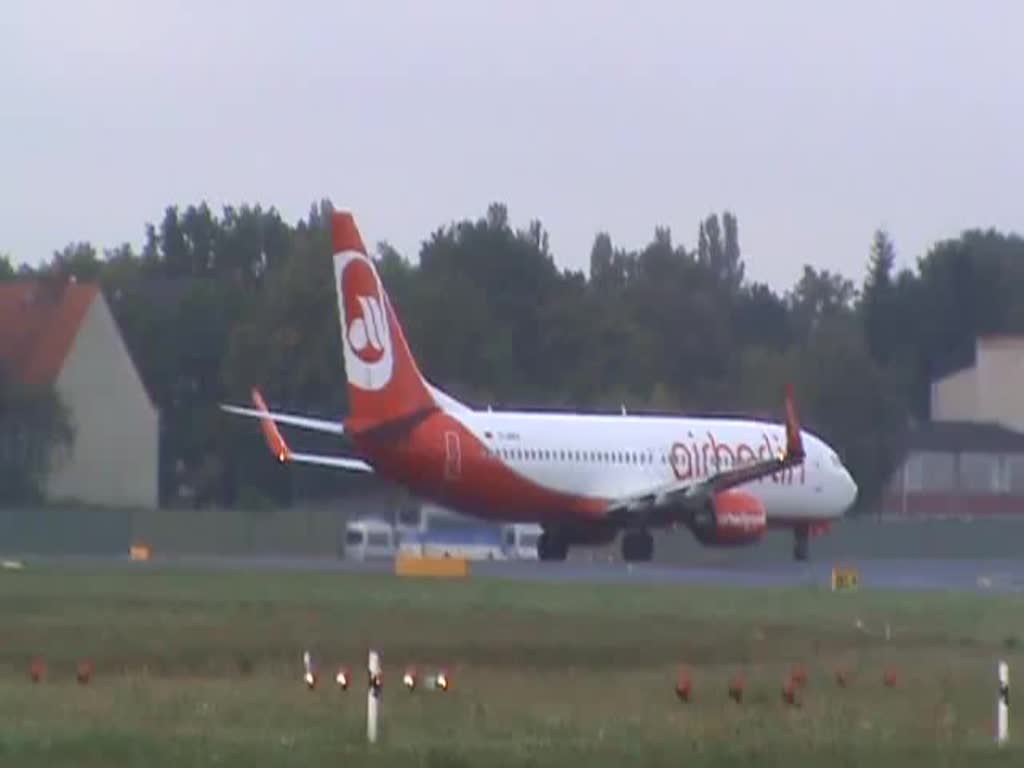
[{"left": 839, "top": 467, "right": 858, "bottom": 511}]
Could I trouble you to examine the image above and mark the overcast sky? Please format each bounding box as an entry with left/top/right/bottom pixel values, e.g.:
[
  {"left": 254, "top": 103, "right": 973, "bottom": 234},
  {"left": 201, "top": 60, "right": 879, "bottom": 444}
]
[{"left": 3, "top": 0, "right": 1022, "bottom": 290}]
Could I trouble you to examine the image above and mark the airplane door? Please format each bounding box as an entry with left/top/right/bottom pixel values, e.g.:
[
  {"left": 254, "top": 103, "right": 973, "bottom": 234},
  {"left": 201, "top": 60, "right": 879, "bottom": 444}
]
[{"left": 444, "top": 431, "right": 461, "bottom": 481}]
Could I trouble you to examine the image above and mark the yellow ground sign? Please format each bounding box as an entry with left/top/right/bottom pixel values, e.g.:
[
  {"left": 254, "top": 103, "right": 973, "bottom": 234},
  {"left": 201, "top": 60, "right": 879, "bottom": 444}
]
[
  {"left": 395, "top": 554, "right": 469, "bottom": 578},
  {"left": 831, "top": 566, "right": 859, "bottom": 592},
  {"left": 129, "top": 543, "right": 151, "bottom": 562}
]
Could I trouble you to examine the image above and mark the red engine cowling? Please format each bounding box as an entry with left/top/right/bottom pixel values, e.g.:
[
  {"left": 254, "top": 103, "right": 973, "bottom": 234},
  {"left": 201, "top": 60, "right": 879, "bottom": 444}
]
[{"left": 690, "top": 490, "right": 767, "bottom": 547}]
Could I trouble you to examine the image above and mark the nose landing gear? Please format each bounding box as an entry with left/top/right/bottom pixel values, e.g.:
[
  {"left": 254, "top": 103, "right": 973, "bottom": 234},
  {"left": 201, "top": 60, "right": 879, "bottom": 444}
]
[{"left": 793, "top": 524, "right": 810, "bottom": 562}]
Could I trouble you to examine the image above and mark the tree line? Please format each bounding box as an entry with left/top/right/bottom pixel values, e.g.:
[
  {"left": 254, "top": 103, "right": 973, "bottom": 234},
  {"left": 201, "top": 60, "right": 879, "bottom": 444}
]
[{"left": 3, "top": 201, "right": 1024, "bottom": 510}]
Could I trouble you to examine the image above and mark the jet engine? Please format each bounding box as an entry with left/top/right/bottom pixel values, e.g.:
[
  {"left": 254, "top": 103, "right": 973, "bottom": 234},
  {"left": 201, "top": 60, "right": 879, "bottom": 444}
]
[{"left": 689, "top": 489, "right": 767, "bottom": 547}]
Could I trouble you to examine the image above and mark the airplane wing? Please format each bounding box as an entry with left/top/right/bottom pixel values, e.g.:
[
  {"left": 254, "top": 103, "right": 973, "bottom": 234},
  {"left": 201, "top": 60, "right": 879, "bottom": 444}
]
[
  {"left": 225, "top": 388, "right": 372, "bottom": 473},
  {"left": 605, "top": 386, "right": 805, "bottom": 525}
]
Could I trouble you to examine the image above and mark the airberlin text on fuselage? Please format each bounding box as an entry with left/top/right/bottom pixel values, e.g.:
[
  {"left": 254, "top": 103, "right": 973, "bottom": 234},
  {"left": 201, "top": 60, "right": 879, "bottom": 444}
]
[{"left": 670, "top": 432, "right": 806, "bottom": 485}]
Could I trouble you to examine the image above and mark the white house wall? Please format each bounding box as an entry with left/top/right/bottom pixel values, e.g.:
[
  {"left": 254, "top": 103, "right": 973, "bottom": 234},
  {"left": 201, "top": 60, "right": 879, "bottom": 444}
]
[
  {"left": 930, "top": 366, "right": 977, "bottom": 423},
  {"left": 47, "top": 295, "right": 159, "bottom": 508},
  {"left": 976, "top": 338, "right": 1024, "bottom": 432}
]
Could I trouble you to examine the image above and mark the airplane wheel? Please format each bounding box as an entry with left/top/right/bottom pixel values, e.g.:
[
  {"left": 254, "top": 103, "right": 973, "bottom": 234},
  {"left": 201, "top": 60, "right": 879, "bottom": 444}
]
[
  {"left": 793, "top": 525, "right": 810, "bottom": 562},
  {"left": 622, "top": 530, "right": 654, "bottom": 562},
  {"left": 538, "top": 532, "right": 568, "bottom": 561}
]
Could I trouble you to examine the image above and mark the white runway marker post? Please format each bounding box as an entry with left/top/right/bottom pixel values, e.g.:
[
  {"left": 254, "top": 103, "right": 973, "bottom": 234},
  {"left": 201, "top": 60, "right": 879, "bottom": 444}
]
[
  {"left": 302, "top": 651, "right": 316, "bottom": 689},
  {"left": 998, "top": 660, "right": 1009, "bottom": 746},
  {"left": 367, "top": 650, "right": 382, "bottom": 744}
]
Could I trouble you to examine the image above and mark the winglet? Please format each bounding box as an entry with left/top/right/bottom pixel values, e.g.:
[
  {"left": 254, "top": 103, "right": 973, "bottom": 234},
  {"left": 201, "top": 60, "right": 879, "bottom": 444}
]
[
  {"left": 783, "top": 384, "right": 805, "bottom": 461},
  {"left": 251, "top": 388, "right": 290, "bottom": 463}
]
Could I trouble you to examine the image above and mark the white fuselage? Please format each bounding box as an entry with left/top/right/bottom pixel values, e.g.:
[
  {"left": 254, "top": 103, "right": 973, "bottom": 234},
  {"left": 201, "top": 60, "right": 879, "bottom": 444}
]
[{"left": 456, "top": 409, "right": 856, "bottom": 522}]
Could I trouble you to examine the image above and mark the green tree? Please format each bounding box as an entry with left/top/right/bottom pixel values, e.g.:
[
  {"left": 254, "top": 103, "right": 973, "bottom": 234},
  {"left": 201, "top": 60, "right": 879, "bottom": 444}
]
[
  {"left": 0, "top": 365, "right": 73, "bottom": 504},
  {"left": 788, "top": 265, "right": 857, "bottom": 341},
  {"left": 732, "top": 283, "right": 791, "bottom": 351},
  {"left": 40, "top": 243, "right": 103, "bottom": 281},
  {"left": 861, "top": 229, "right": 898, "bottom": 365},
  {"left": 720, "top": 211, "right": 745, "bottom": 292}
]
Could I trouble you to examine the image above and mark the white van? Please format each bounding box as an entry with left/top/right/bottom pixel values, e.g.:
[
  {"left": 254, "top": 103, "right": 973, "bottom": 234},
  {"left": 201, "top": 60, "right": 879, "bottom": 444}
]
[
  {"left": 502, "top": 524, "right": 542, "bottom": 560},
  {"left": 342, "top": 519, "right": 397, "bottom": 560}
]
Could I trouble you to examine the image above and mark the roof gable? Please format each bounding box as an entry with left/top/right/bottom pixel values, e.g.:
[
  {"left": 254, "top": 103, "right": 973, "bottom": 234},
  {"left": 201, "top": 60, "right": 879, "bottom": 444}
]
[{"left": 0, "top": 280, "right": 99, "bottom": 386}]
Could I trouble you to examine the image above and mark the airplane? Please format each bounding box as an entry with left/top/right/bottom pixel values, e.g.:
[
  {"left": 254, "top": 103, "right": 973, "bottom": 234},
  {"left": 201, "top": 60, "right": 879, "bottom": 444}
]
[{"left": 222, "top": 210, "right": 858, "bottom": 562}]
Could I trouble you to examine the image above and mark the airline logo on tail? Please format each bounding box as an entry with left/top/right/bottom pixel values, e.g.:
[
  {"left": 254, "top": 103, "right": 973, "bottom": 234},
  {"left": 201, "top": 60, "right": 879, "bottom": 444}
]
[
  {"left": 332, "top": 210, "right": 437, "bottom": 425},
  {"left": 335, "top": 249, "right": 393, "bottom": 391}
]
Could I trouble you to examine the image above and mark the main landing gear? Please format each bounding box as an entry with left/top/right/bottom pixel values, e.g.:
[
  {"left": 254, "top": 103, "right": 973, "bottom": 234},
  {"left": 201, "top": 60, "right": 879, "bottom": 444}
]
[
  {"left": 621, "top": 529, "right": 654, "bottom": 563},
  {"left": 793, "top": 524, "right": 810, "bottom": 562},
  {"left": 537, "top": 530, "right": 569, "bottom": 561}
]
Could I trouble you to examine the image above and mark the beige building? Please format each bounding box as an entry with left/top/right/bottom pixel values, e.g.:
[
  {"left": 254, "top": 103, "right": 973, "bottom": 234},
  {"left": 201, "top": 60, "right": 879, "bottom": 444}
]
[
  {"left": 882, "top": 335, "right": 1024, "bottom": 517},
  {"left": 0, "top": 280, "right": 158, "bottom": 508},
  {"left": 931, "top": 336, "right": 1024, "bottom": 431}
]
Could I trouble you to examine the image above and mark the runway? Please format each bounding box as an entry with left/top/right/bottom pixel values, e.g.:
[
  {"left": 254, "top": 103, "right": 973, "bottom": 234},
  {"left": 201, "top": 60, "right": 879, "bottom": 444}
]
[
  {"left": 15, "top": 553, "right": 1024, "bottom": 593},
  {"left": 473, "top": 558, "right": 1024, "bottom": 593}
]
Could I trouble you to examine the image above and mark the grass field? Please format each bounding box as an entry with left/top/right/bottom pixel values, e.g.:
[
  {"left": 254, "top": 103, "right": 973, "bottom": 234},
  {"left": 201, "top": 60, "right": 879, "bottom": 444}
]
[{"left": 1, "top": 564, "right": 1022, "bottom": 766}]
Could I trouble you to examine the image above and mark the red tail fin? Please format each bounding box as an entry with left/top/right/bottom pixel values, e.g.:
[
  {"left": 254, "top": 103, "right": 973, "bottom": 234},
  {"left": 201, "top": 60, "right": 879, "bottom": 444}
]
[{"left": 331, "top": 211, "right": 435, "bottom": 430}]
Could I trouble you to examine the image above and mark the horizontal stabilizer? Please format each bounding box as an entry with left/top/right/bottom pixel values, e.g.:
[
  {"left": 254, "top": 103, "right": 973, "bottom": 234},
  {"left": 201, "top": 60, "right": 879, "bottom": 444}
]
[
  {"left": 287, "top": 452, "right": 373, "bottom": 472},
  {"left": 222, "top": 388, "right": 372, "bottom": 473},
  {"left": 220, "top": 403, "right": 346, "bottom": 435}
]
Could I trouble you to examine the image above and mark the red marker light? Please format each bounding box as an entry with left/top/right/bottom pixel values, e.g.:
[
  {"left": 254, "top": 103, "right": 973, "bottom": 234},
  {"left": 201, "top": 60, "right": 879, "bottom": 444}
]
[
  {"left": 782, "top": 678, "right": 798, "bottom": 706},
  {"left": 675, "top": 666, "right": 692, "bottom": 702},
  {"left": 403, "top": 666, "right": 417, "bottom": 691},
  {"left": 336, "top": 667, "right": 350, "bottom": 689},
  {"left": 728, "top": 674, "right": 744, "bottom": 703}
]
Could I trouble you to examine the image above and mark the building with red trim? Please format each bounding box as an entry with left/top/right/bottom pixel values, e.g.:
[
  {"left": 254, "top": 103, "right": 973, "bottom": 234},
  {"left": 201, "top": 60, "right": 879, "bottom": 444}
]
[{"left": 882, "top": 337, "right": 1024, "bottom": 517}]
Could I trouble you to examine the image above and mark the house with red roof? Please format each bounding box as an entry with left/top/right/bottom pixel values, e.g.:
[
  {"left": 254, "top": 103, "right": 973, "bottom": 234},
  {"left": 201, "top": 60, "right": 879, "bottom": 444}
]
[{"left": 0, "top": 279, "right": 158, "bottom": 508}]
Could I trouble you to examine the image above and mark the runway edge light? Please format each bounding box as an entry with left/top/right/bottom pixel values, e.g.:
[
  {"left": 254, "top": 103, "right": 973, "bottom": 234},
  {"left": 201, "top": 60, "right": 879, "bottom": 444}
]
[
  {"left": 435, "top": 668, "right": 450, "bottom": 692},
  {"left": 302, "top": 650, "right": 316, "bottom": 690}
]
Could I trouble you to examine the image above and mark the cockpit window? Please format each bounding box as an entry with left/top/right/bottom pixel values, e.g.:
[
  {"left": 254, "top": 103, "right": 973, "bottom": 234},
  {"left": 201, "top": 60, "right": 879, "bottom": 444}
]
[{"left": 830, "top": 453, "right": 842, "bottom": 468}]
